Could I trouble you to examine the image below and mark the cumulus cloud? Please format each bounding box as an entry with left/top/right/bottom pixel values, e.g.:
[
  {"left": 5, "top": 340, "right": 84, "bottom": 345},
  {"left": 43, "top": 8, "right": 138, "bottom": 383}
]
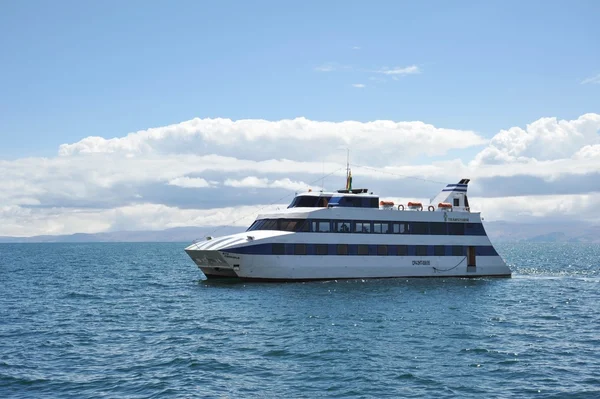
[
  {"left": 57, "top": 117, "right": 486, "bottom": 166},
  {"left": 224, "top": 177, "right": 310, "bottom": 191},
  {"left": 352, "top": 83, "right": 366, "bottom": 88},
  {"left": 1, "top": 113, "right": 600, "bottom": 236},
  {"left": 168, "top": 177, "right": 212, "bottom": 188},
  {"left": 472, "top": 113, "right": 600, "bottom": 165}
]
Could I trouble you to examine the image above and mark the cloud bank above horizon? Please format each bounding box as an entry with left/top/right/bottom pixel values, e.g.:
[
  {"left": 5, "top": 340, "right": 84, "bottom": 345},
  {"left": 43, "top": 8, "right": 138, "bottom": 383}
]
[{"left": 1, "top": 113, "right": 599, "bottom": 236}]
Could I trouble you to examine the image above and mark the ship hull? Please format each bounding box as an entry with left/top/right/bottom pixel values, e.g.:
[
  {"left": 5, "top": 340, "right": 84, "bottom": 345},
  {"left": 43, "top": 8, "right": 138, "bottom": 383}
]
[{"left": 185, "top": 247, "right": 511, "bottom": 281}]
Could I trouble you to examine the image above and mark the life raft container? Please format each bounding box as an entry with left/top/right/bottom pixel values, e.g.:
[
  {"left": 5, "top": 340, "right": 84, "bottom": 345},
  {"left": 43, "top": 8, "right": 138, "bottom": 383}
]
[
  {"left": 438, "top": 202, "right": 453, "bottom": 210},
  {"left": 379, "top": 200, "right": 395, "bottom": 206},
  {"left": 407, "top": 202, "right": 423, "bottom": 211}
]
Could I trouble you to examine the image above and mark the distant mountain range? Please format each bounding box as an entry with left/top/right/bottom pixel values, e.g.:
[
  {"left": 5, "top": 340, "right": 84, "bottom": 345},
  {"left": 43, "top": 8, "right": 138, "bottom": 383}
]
[{"left": 1, "top": 222, "right": 599, "bottom": 244}]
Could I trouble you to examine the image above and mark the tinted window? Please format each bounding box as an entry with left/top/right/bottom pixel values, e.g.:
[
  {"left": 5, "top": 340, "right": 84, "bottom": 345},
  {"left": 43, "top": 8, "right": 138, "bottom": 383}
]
[
  {"left": 377, "top": 245, "right": 387, "bottom": 256},
  {"left": 430, "top": 223, "right": 446, "bottom": 235},
  {"left": 288, "top": 196, "right": 318, "bottom": 208},
  {"left": 246, "top": 220, "right": 260, "bottom": 231},
  {"left": 448, "top": 223, "right": 465, "bottom": 235},
  {"left": 453, "top": 198, "right": 460, "bottom": 207},
  {"left": 279, "top": 219, "right": 297, "bottom": 231},
  {"left": 416, "top": 245, "right": 428, "bottom": 256},
  {"left": 465, "top": 223, "right": 486, "bottom": 236},
  {"left": 263, "top": 220, "right": 278, "bottom": 230},
  {"left": 358, "top": 245, "right": 369, "bottom": 255},
  {"left": 452, "top": 246, "right": 464, "bottom": 256},
  {"left": 412, "top": 223, "right": 428, "bottom": 235},
  {"left": 296, "top": 220, "right": 310, "bottom": 232},
  {"left": 272, "top": 243, "right": 285, "bottom": 255},
  {"left": 294, "top": 244, "right": 306, "bottom": 255},
  {"left": 434, "top": 245, "right": 445, "bottom": 256},
  {"left": 316, "top": 244, "right": 328, "bottom": 255},
  {"left": 397, "top": 245, "right": 407, "bottom": 256},
  {"left": 337, "top": 244, "right": 348, "bottom": 255},
  {"left": 316, "top": 197, "right": 332, "bottom": 207}
]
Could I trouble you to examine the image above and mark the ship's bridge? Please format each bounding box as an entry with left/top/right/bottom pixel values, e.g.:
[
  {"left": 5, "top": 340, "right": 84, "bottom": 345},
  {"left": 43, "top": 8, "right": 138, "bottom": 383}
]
[{"left": 287, "top": 188, "right": 379, "bottom": 209}]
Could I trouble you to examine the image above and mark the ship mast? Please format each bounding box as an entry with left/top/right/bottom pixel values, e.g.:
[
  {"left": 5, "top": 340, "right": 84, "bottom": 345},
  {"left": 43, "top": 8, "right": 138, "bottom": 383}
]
[{"left": 346, "top": 148, "right": 350, "bottom": 182}]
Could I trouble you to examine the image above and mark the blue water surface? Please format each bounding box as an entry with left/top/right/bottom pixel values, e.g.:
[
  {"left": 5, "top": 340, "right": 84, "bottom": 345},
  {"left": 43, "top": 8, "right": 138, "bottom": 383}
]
[{"left": 1, "top": 242, "right": 599, "bottom": 398}]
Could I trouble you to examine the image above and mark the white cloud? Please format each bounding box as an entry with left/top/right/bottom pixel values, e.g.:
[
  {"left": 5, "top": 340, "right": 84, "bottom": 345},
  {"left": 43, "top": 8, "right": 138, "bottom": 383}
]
[
  {"left": 224, "top": 176, "right": 310, "bottom": 191},
  {"left": 375, "top": 65, "right": 420, "bottom": 75},
  {"left": 3, "top": 192, "right": 600, "bottom": 237},
  {"left": 472, "top": 113, "right": 600, "bottom": 165},
  {"left": 581, "top": 73, "right": 600, "bottom": 84},
  {"left": 168, "top": 177, "right": 212, "bottom": 188},
  {"left": 352, "top": 83, "right": 366, "bottom": 88},
  {"left": 2, "top": 113, "right": 600, "bottom": 236},
  {"left": 352, "top": 46, "right": 361, "bottom": 50},
  {"left": 57, "top": 117, "right": 487, "bottom": 163}
]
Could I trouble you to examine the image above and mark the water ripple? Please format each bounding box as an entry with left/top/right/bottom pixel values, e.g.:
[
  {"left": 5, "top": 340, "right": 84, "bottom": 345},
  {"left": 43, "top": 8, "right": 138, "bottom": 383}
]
[{"left": 0, "top": 242, "right": 599, "bottom": 398}]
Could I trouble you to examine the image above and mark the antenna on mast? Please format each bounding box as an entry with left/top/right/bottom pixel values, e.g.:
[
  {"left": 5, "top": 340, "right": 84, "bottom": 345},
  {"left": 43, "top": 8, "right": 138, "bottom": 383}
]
[{"left": 346, "top": 148, "right": 349, "bottom": 180}]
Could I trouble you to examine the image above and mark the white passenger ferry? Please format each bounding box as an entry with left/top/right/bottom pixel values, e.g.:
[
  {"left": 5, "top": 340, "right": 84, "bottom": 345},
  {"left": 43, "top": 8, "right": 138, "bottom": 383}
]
[{"left": 185, "top": 175, "right": 511, "bottom": 281}]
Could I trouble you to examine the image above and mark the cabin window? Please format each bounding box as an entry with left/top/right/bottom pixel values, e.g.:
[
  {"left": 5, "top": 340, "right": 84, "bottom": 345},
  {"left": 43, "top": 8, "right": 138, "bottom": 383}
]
[
  {"left": 373, "top": 222, "right": 389, "bottom": 234},
  {"left": 316, "top": 197, "right": 330, "bottom": 207},
  {"left": 294, "top": 244, "right": 306, "bottom": 255},
  {"left": 312, "top": 220, "right": 331, "bottom": 232},
  {"left": 334, "top": 221, "right": 351, "bottom": 233},
  {"left": 377, "top": 245, "right": 388, "bottom": 256},
  {"left": 430, "top": 223, "right": 446, "bottom": 235},
  {"left": 357, "top": 245, "right": 369, "bottom": 255},
  {"left": 354, "top": 221, "right": 371, "bottom": 233},
  {"left": 279, "top": 219, "right": 298, "bottom": 232},
  {"left": 397, "top": 245, "right": 407, "bottom": 256},
  {"left": 415, "top": 245, "right": 428, "bottom": 256},
  {"left": 337, "top": 244, "right": 348, "bottom": 255},
  {"left": 392, "top": 223, "right": 407, "bottom": 234},
  {"left": 246, "top": 220, "right": 260, "bottom": 231},
  {"left": 434, "top": 245, "right": 445, "bottom": 256},
  {"left": 412, "top": 222, "right": 428, "bottom": 235},
  {"left": 452, "top": 246, "right": 464, "bottom": 256},
  {"left": 465, "top": 223, "right": 486, "bottom": 236},
  {"left": 272, "top": 243, "right": 285, "bottom": 255},
  {"left": 296, "top": 220, "right": 310, "bottom": 232},
  {"left": 448, "top": 223, "right": 465, "bottom": 235},
  {"left": 453, "top": 198, "right": 460, "bottom": 207},
  {"left": 262, "top": 220, "right": 278, "bottom": 230},
  {"left": 316, "top": 244, "right": 328, "bottom": 255}
]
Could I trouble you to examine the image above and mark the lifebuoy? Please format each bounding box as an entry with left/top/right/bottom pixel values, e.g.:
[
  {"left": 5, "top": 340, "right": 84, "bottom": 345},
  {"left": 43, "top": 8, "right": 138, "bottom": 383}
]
[
  {"left": 398, "top": 204, "right": 405, "bottom": 211},
  {"left": 428, "top": 205, "right": 434, "bottom": 211}
]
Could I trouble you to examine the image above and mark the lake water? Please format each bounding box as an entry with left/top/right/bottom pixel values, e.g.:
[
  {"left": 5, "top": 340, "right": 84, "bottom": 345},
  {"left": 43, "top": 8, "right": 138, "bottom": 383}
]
[{"left": 1, "top": 242, "right": 599, "bottom": 398}]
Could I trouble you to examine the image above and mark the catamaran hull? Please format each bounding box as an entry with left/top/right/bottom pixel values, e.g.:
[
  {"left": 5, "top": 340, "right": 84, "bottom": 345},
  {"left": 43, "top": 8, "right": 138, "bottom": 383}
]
[{"left": 185, "top": 249, "right": 511, "bottom": 281}]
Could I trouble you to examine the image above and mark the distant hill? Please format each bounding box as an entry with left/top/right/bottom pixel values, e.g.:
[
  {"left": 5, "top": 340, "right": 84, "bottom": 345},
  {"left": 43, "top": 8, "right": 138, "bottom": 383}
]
[
  {"left": 0, "top": 226, "right": 245, "bottom": 243},
  {"left": 484, "top": 221, "right": 600, "bottom": 243},
  {"left": 1, "top": 222, "right": 599, "bottom": 243}
]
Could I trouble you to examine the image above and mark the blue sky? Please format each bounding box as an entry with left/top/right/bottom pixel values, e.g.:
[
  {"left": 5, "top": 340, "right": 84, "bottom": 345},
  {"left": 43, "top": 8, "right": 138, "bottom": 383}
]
[
  {"left": 1, "top": 0, "right": 598, "bottom": 158},
  {"left": 0, "top": 1, "right": 599, "bottom": 236}
]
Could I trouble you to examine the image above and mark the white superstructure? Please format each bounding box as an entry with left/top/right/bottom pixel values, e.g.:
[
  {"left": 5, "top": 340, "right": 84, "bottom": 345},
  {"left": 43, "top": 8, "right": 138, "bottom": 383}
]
[{"left": 185, "top": 179, "right": 511, "bottom": 281}]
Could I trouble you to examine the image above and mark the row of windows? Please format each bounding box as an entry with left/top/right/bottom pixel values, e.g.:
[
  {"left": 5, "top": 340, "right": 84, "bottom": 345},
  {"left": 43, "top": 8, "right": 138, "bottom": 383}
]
[
  {"left": 247, "top": 218, "right": 486, "bottom": 236},
  {"left": 228, "top": 243, "right": 499, "bottom": 257}
]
